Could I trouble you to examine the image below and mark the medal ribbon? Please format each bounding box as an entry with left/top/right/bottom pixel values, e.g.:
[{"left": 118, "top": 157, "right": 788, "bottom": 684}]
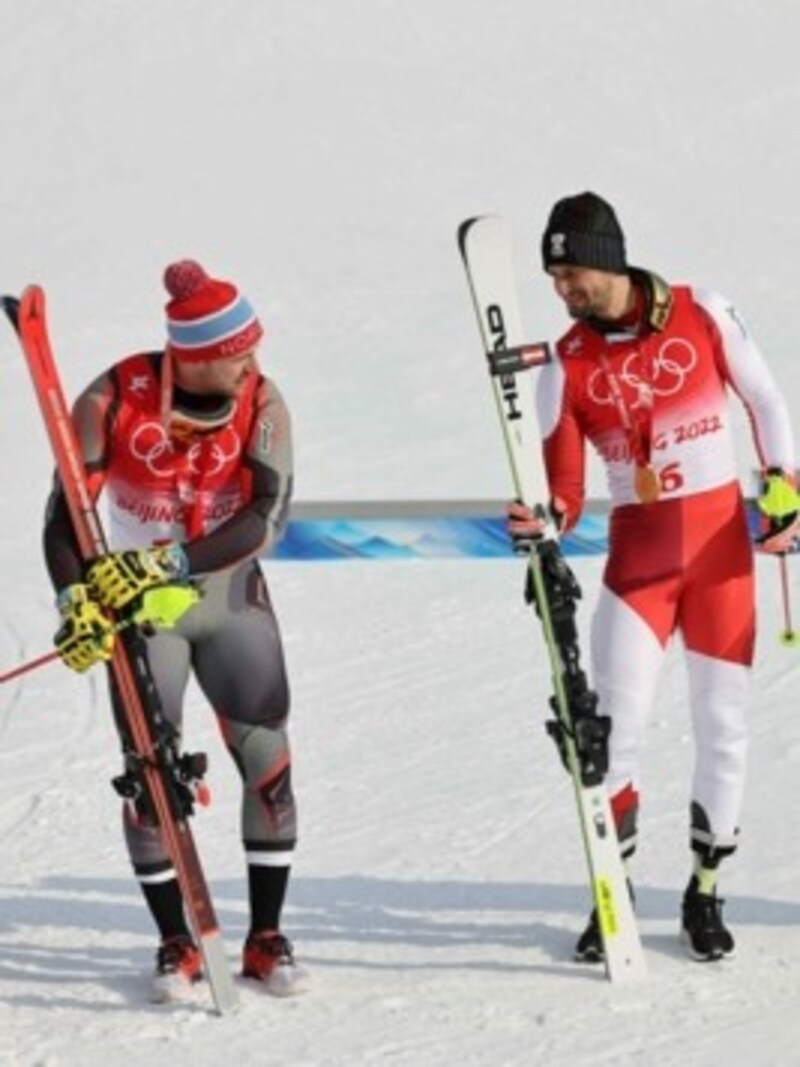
[{"left": 598, "top": 349, "right": 659, "bottom": 502}]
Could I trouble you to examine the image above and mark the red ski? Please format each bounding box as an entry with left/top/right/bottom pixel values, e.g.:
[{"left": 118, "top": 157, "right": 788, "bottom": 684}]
[{"left": 3, "top": 286, "right": 238, "bottom": 1014}]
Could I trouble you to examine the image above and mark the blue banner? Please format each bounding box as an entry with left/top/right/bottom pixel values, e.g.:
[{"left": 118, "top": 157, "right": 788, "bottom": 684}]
[
  {"left": 273, "top": 504, "right": 609, "bottom": 561},
  {"left": 270, "top": 499, "right": 771, "bottom": 561}
]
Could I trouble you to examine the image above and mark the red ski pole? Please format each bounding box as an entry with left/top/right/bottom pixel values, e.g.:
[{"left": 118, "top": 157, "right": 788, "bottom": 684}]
[
  {"left": 0, "top": 649, "right": 60, "bottom": 684},
  {"left": 0, "top": 580, "right": 201, "bottom": 685}
]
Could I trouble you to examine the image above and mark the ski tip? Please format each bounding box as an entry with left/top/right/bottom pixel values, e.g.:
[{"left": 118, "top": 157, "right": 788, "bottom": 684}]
[
  {"left": 457, "top": 216, "right": 483, "bottom": 253},
  {"left": 456, "top": 214, "right": 508, "bottom": 257},
  {"left": 1, "top": 294, "right": 21, "bottom": 332},
  {"left": 2, "top": 287, "right": 46, "bottom": 334}
]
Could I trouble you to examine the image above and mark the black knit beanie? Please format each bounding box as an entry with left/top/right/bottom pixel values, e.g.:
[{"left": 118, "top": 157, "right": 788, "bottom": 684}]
[{"left": 541, "top": 191, "right": 627, "bottom": 273}]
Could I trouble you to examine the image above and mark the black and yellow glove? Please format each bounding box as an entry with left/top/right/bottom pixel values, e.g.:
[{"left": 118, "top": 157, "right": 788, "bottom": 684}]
[
  {"left": 757, "top": 468, "right": 800, "bottom": 554},
  {"left": 54, "top": 584, "right": 116, "bottom": 672},
  {"left": 87, "top": 543, "right": 189, "bottom": 611}
]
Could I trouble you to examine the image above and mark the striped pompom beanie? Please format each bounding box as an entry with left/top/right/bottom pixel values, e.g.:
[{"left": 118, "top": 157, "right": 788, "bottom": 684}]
[{"left": 163, "top": 260, "right": 263, "bottom": 362}]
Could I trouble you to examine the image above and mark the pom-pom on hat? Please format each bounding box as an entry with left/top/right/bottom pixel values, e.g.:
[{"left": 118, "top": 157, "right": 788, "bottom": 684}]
[
  {"left": 164, "top": 260, "right": 264, "bottom": 362},
  {"left": 541, "top": 192, "right": 627, "bottom": 274}
]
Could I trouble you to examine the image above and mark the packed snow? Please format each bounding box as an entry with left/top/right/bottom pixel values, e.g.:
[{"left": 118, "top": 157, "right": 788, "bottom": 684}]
[{"left": 2, "top": 2, "right": 800, "bottom": 1064}]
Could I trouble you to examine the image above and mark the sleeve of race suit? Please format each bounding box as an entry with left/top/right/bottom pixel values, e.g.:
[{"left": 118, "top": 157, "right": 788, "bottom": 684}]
[
  {"left": 693, "top": 287, "right": 796, "bottom": 474},
  {"left": 42, "top": 370, "right": 115, "bottom": 591},
  {"left": 182, "top": 376, "right": 293, "bottom": 575},
  {"left": 535, "top": 350, "right": 586, "bottom": 530}
]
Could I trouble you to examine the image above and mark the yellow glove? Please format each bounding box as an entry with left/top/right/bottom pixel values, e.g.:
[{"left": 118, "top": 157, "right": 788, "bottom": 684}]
[
  {"left": 54, "top": 584, "right": 116, "bottom": 673},
  {"left": 87, "top": 544, "right": 189, "bottom": 611},
  {"left": 757, "top": 469, "right": 800, "bottom": 553},
  {"left": 130, "top": 584, "right": 202, "bottom": 629}
]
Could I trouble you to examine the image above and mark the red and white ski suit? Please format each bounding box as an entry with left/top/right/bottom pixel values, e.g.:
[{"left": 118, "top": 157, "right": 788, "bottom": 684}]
[{"left": 537, "top": 275, "right": 795, "bottom": 861}]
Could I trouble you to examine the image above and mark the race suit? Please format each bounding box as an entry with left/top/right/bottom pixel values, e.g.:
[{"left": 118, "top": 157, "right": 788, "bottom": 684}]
[
  {"left": 537, "top": 271, "right": 795, "bottom": 863},
  {"left": 43, "top": 350, "right": 296, "bottom": 886}
]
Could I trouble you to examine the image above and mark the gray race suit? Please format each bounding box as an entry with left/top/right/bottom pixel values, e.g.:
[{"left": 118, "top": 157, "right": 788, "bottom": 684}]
[{"left": 43, "top": 350, "right": 296, "bottom": 881}]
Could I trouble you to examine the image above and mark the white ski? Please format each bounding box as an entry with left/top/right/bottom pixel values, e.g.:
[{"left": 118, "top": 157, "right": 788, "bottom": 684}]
[{"left": 458, "top": 216, "right": 646, "bottom": 983}]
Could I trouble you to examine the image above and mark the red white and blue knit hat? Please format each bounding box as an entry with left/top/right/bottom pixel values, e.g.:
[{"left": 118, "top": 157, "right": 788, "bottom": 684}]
[{"left": 163, "top": 259, "right": 263, "bottom": 362}]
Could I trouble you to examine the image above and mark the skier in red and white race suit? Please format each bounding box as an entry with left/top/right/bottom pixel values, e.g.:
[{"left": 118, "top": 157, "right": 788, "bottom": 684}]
[
  {"left": 43, "top": 261, "right": 309, "bottom": 999},
  {"left": 508, "top": 192, "right": 799, "bottom": 962}
]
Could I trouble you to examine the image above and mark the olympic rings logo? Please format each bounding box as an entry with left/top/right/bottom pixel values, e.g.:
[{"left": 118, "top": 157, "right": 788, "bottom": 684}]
[
  {"left": 129, "top": 421, "right": 241, "bottom": 477},
  {"left": 588, "top": 338, "right": 698, "bottom": 409}
]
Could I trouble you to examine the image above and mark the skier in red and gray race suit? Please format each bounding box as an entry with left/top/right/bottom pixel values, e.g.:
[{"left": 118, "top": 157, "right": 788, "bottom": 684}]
[
  {"left": 508, "top": 192, "right": 799, "bottom": 962},
  {"left": 43, "top": 260, "right": 308, "bottom": 999}
]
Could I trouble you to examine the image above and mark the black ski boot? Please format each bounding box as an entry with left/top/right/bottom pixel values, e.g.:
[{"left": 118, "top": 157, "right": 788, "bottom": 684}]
[
  {"left": 681, "top": 876, "right": 735, "bottom": 961},
  {"left": 574, "top": 909, "right": 604, "bottom": 963}
]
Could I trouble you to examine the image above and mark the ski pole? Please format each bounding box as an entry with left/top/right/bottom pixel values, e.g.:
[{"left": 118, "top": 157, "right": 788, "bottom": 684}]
[
  {"left": 0, "top": 649, "right": 61, "bottom": 684},
  {"left": 0, "top": 585, "right": 202, "bottom": 685},
  {"left": 778, "top": 554, "right": 800, "bottom": 646}
]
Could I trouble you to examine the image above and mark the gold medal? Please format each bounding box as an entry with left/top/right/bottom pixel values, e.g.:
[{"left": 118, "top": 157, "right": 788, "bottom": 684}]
[{"left": 635, "top": 464, "right": 660, "bottom": 504}]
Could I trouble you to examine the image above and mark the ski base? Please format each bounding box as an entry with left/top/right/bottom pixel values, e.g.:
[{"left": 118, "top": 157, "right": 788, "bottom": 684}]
[{"left": 199, "top": 930, "right": 239, "bottom": 1014}]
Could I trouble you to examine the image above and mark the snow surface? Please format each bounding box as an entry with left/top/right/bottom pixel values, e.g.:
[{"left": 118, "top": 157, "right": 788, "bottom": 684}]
[{"left": 2, "top": 1, "right": 800, "bottom": 1063}]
